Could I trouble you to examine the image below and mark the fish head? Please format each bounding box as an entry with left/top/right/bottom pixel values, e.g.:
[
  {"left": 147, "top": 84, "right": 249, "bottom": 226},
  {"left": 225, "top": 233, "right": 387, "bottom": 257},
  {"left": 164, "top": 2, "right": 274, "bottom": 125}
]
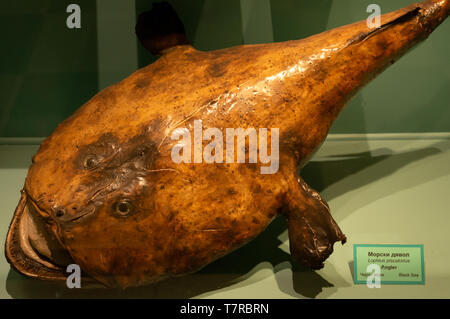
[{"left": 6, "top": 91, "right": 176, "bottom": 288}]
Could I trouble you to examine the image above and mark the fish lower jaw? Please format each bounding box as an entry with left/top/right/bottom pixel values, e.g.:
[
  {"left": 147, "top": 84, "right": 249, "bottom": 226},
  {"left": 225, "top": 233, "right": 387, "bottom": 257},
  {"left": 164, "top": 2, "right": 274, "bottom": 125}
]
[{"left": 5, "top": 191, "right": 73, "bottom": 281}]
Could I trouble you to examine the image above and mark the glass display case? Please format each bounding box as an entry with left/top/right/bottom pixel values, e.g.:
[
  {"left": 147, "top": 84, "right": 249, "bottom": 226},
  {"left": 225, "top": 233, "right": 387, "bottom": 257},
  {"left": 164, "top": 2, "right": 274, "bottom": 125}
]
[{"left": 0, "top": 0, "right": 448, "bottom": 299}]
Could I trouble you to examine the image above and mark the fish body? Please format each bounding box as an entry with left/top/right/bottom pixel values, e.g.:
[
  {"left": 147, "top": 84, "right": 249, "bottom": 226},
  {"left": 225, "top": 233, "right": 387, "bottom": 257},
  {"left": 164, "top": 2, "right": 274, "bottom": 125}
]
[{"left": 5, "top": 0, "right": 449, "bottom": 288}]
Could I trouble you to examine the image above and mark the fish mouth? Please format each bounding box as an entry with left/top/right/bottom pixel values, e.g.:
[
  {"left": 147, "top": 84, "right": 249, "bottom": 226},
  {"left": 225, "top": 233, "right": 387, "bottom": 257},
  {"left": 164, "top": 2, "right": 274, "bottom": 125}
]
[{"left": 5, "top": 190, "right": 77, "bottom": 282}]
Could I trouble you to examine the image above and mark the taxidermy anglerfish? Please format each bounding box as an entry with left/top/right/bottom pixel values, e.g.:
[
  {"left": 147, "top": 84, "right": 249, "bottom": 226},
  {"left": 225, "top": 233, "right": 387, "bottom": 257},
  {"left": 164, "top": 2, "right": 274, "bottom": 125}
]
[{"left": 5, "top": 0, "right": 449, "bottom": 288}]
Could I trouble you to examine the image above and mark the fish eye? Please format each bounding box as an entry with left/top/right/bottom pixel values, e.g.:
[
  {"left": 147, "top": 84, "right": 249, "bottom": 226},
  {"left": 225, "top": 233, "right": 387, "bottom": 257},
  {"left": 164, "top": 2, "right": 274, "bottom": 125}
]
[
  {"left": 114, "top": 199, "right": 133, "bottom": 217},
  {"left": 55, "top": 209, "right": 65, "bottom": 218},
  {"left": 83, "top": 154, "right": 101, "bottom": 170}
]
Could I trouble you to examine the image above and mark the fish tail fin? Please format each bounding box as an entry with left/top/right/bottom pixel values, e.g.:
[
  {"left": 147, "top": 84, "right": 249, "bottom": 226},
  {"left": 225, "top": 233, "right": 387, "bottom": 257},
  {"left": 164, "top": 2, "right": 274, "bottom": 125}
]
[{"left": 419, "top": 0, "right": 450, "bottom": 35}]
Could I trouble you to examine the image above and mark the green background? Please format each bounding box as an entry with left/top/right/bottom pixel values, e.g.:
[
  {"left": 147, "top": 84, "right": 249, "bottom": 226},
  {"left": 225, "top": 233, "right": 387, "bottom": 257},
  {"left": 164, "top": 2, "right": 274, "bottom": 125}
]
[{"left": 0, "top": 0, "right": 449, "bottom": 137}]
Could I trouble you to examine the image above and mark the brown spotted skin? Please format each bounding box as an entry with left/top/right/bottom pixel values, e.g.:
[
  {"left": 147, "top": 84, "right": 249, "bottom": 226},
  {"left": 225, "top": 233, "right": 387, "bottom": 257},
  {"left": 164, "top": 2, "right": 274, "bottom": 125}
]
[{"left": 5, "top": 0, "right": 449, "bottom": 288}]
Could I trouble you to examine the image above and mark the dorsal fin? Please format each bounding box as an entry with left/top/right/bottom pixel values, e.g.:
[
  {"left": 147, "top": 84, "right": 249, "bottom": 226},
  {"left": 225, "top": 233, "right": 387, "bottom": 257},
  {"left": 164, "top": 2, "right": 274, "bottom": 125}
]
[{"left": 135, "top": 1, "right": 190, "bottom": 56}]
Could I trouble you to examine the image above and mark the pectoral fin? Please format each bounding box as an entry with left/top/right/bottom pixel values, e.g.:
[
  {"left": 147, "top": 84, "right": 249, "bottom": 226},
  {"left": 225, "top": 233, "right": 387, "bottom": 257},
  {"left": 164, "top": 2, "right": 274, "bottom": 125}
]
[{"left": 284, "top": 176, "right": 346, "bottom": 269}]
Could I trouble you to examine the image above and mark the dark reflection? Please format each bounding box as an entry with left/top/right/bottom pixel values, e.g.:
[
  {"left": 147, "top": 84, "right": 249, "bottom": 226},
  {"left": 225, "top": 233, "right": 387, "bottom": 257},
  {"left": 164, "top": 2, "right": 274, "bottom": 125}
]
[{"left": 6, "top": 143, "right": 444, "bottom": 299}]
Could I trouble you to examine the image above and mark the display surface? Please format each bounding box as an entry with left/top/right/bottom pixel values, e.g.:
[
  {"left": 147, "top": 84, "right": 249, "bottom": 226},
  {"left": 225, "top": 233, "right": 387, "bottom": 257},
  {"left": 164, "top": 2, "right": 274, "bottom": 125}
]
[
  {"left": 4, "top": 0, "right": 449, "bottom": 288},
  {"left": 1, "top": 136, "right": 449, "bottom": 298}
]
